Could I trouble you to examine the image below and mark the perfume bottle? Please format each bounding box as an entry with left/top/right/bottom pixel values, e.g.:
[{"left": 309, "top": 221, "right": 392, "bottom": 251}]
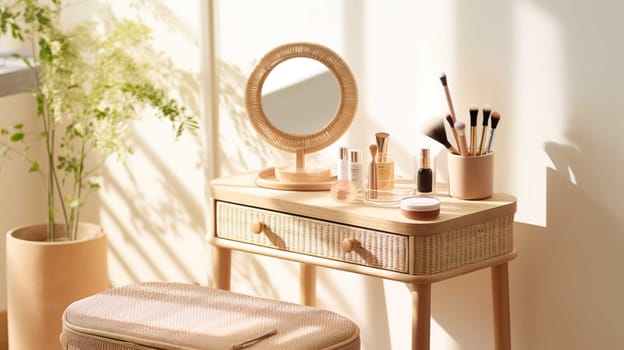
[
  {"left": 416, "top": 148, "right": 433, "bottom": 194},
  {"left": 349, "top": 149, "right": 364, "bottom": 192},
  {"left": 337, "top": 146, "right": 349, "bottom": 181},
  {"left": 331, "top": 146, "right": 358, "bottom": 202},
  {"left": 375, "top": 132, "right": 395, "bottom": 190}
]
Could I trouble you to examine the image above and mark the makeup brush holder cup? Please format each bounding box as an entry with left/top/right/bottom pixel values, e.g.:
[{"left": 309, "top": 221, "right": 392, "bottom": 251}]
[{"left": 447, "top": 152, "right": 494, "bottom": 200}]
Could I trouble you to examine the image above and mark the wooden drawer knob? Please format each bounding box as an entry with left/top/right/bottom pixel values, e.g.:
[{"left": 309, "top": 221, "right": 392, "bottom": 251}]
[
  {"left": 341, "top": 238, "right": 358, "bottom": 253},
  {"left": 249, "top": 221, "right": 264, "bottom": 234}
]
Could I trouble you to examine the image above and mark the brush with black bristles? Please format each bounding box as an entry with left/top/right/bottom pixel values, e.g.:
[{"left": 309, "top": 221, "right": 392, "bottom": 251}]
[
  {"left": 469, "top": 105, "right": 479, "bottom": 156},
  {"left": 422, "top": 117, "right": 459, "bottom": 154},
  {"left": 485, "top": 111, "right": 501, "bottom": 154},
  {"left": 478, "top": 105, "right": 492, "bottom": 155}
]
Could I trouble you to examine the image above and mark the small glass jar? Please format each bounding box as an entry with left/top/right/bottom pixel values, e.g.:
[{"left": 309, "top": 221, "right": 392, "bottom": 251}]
[{"left": 330, "top": 179, "right": 358, "bottom": 202}]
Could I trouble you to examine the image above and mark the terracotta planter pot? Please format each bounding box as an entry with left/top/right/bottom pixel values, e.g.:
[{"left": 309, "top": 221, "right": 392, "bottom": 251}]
[{"left": 6, "top": 223, "right": 109, "bottom": 350}]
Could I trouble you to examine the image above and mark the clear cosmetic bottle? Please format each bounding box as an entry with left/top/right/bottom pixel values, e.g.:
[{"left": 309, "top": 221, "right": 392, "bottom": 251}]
[
  {"left": 337, "top": 147, "right": 349, "bottom": 181},
  {"left": 349, "top": 149, "right": 364, "bottom": 194}
]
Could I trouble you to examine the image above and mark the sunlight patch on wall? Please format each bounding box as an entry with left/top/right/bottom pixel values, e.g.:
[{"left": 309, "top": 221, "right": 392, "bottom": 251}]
[
  {"left": 102, "top": 119, "right": 208, "bottom": 287},
  {"left": 511, "top": 1, "right": 566, "bottom": 226}
]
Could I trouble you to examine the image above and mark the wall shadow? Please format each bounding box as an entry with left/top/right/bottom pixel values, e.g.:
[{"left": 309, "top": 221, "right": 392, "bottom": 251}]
[
  {"left": 512, "top": 147, "right": 624, "bottom": 350},
  {"left": 215, "top": 61, "right": 284, "bottom": 176},
  {"left": 101, "top": 129, "right": 207, "bottom": 285},
  {"left": 516, "top": 1, "right": 624, "bottom": 348},
  {"left": 86, "top": 0, "right": 210, "bottom": 287}
]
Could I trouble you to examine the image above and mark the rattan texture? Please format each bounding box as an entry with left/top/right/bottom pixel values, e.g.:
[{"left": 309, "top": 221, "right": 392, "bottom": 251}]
[
  {"left": 412, "top": 214, "right": 514, "bottom": 275},
  {"left": 216, "top": 201, "right": 409, "bottom": 273},
  {"left": 61, "top": 282, "right": 360, "bottom": 350},
  {"left": 245, "top": 42, "right": 358, "bottom": 154},
  {"left": 216, "top": 202, "right": 514, "bottom": 276}
]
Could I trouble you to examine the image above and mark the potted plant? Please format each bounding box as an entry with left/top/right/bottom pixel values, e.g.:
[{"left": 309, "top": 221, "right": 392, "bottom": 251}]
[{"left": 0, "top": 1, "right": 197, "bottom": 348}]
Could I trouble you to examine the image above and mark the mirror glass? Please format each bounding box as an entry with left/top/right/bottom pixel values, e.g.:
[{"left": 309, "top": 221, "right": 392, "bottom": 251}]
[{"left": 261, "top": 57, "right": 340, "bottom": 135}]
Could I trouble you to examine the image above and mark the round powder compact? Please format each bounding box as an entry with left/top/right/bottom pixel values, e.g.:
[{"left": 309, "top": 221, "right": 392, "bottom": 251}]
[{"left": 400, "top": 196, "right": 441, "bottom": 220}]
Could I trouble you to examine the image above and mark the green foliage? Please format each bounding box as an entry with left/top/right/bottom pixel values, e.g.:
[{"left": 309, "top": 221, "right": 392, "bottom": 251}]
[{"left": 0, "top": 0, "right": 197, "bottom": 241}]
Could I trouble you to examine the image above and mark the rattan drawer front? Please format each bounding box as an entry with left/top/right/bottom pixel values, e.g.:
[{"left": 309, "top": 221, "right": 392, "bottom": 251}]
[
  {"left": 412, "top": 214, "right": 514, "bottom": 275},
  {"left": 216, "top": 201, "right": 409, "bottom": 273}
]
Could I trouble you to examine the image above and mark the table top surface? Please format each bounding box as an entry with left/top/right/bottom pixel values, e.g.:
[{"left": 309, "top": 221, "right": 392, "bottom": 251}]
[{"left": 210, "top": 172, "right": 516, "bottom": 236}]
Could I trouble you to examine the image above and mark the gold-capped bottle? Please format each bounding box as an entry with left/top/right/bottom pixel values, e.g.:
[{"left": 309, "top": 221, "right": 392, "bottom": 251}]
[
  {"left": 374, "top": 132, "right": 394, "bottom": 190},
  {"left": 416, "top": 148, "right": 433, "bottom": 194}
]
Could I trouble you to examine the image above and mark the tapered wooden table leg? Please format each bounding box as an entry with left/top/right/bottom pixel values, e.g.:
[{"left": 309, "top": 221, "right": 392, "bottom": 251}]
[
  {"left": 213, "top": 246, "right": 231, "bottom": 290},
  {"left": 491, "top": 262, "right": 511, "bottom": 350},
  {"left": 411, "top": 283, "right": 431, "bottom": 350},
  {"left": 300, "top": 263, "right": 316, "bottom": 306}
]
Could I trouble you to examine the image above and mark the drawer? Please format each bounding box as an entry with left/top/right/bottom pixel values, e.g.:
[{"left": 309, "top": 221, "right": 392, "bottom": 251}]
[{"left": 216, "top": 201, "right": 409, "bottom": 273}]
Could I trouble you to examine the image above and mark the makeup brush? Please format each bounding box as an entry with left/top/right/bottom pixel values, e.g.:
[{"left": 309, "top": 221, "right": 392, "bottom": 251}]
[
  {"left": 454, "top": 121, "right": 469, "bottom": 156},
  {"left": 478, "top": 105, "right": 492, "bottom": 155},
  {"left": 445, "top": 114, "right": 461, "bottom": 153},
  {"left": 368, "top": 144, "right": 378, "bottom": 198},
  {"left": 485, "top": 111, "right": 501, "bottom": 154},
  {"left": 469, "top": 105, "right": 479, "bottom": 156},
  {"left": 421, "top": 118, "right": 459, "bottom": 154},
  {"left": 375, "top": 132, "right": 389, "bottom": 163},
  {"left": 439, "top": 73, "right": 458, "bottom": 123}
]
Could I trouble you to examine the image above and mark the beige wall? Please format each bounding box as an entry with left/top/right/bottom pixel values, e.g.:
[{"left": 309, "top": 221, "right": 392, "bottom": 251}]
[{"left": 215, "top": 1, "right": 624, "bottom": 349}]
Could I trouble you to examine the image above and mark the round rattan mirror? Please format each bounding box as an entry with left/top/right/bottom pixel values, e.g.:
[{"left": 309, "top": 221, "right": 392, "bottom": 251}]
[{"left": 246, "top": 42, "right": 358, "bottom": 190}]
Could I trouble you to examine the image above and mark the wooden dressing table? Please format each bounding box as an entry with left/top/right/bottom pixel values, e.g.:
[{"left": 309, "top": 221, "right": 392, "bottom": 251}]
[{"left": 209, "top": 173, "right": 516, "bottom": 350}]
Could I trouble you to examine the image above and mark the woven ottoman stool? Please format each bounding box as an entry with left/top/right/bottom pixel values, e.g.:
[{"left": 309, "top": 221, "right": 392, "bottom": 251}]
[{"left": 61, "top": 282, "right": 360, "bottom": 350}]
